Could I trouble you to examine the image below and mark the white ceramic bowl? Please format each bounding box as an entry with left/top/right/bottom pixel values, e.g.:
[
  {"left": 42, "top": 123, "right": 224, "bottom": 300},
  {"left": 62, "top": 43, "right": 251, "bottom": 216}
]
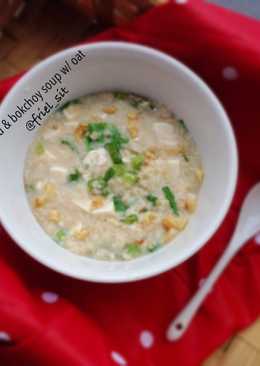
[{"left": 0, "top": 42, "right": 238, "bottom": 283}]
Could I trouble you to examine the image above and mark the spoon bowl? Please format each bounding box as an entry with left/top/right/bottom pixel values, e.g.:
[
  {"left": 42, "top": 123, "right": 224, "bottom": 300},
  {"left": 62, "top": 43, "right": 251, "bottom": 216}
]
[{"left": 167, "top": 183, "right": 260, "bottom": 341}]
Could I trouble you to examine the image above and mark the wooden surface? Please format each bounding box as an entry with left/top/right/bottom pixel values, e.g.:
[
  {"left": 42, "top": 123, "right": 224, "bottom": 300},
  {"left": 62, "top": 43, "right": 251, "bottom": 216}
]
[
  {"left": 204, "top": 319, "right": 260, "bottom": 366},
  {"left": 1, "top": 1, "right": 260, "bottom": 365},
  {"left": 0, "top": 0, "right": 102, "bottom": 79}
]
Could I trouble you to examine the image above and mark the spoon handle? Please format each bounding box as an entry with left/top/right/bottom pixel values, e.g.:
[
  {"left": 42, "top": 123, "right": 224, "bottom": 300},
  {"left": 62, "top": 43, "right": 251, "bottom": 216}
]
[{"left": 167, "top": 242, "right": 238, "bottom": 341}]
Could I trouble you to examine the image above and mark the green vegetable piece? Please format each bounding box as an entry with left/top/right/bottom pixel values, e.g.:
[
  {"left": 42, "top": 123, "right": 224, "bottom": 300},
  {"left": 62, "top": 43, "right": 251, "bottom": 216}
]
[
  {"left": 129, "top": 95, "right": 156, "bottom": 110},
  {"left": 183, "top": 153, "right": 189, "bottom": 162},
  {"left": 178, "top": 119, "right": 189, "bottom": 132},
  {"left": 103, "top": 167, "right": 115, "bottom": 182},
  {"left": 55, "top": 229, "right": 67, "bottom": 243},
  {"left": 84, "top": 123, "right": 106, "bottom": 151},
  {"left": 59, "top": 99, "right": 80, "bottom": 112},
  {"left": 139, "top": 100, "right": 156, "bottom": 110},
  {"left": 162, "top": 186, "right": 179, "bottom": 216},
  {"left": 85, "top": 122, "right": 128, "bottom": 153},
  {"left": 122, "top": 214, "right": 138, "bottom": 224},
  {"left": 104, "top": 164, "right": 138, "bottom": 185},
  {"left": 147, "top": 100, "right": 156, "bottom": 110},
  {"left": 147, "top": 242, "right": 161, "bottom": 253},
  {"left": 88, "top": 178, "right": 100, "bottom": 192},
  {"left": 126, "top": 243, "right": 142, "bottom": 256},
  {"left": 105, "top": 142, "right": 122, "bottom": 164},
  {"left": 129, "top": 99, "right": 141, "bottom": 108},
  {"left": 146, "top": 194, "right": 158, "bottom": 207},
  {"left": 35, "top": 142, "right": 45, "bottom": 155},
  {"left": 113, "top": 164, "right": 126, "bottom": 176},
  {"left": 88, "top": 122, "right": 107, "bottom": 134},
  {"left": 131, "top": 154, "right": 144, "bottom": 171},
  {"left": 85, "top": 136, "right": 95, "bottom": 151},
  {"left": 88, "top": 177, "right": 109, "bottom": 196},
  {"left": 25, "top": 183, "right": 35, "bottom": 193},
  {"left": 113, "top": 196, "right": 128, "bottom": 213},
  {"left": 113, "top": 91, "right": 129, "bottom": 100},
  {"left": 61, "top": 139, "right": 77, "bottom": 152},
  {"left": 122, "top": 171, "right": 139, "bottom": 185},
  {"left": 110, "top": 126, "right": 129, "bottom": 146},
  {"left": 68, "top": 168, "right": 82, "bottom": 182}
]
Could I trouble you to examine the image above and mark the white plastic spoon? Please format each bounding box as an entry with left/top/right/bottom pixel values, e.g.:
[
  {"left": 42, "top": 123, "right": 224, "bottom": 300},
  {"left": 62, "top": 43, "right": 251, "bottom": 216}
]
[{"left": 167, "top": 183, "right": 260, "bottom": 341}]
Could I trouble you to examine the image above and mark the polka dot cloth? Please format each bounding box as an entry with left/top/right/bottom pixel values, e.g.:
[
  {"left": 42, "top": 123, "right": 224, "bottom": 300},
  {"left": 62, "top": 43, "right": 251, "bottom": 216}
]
[
  {"left": 41, "top": 291, "right": 59, "bottom": 304},
  {"left": 222, "top": 66, "right": 239, "bottom": 80},
  {"left": 111, "top": 351, "right": 127, "bottom": 365},
  {"left": 139, "top": 330, "right": 154, "bottom": 349},
  {"left": 0, "top": 331, "right": 11, "bottom": 342},
  {"left": 1, "top": 1, "right": 260, "bottom": 366}
]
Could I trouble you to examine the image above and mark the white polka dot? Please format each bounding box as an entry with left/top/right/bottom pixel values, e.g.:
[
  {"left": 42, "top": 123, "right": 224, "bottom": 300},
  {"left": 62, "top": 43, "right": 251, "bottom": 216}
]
[
  {"left": 111, "top": 351, "right": 127, "bottom": 365},
  {"left": 0, "top": 332, "right": 11, "bottom": 342},
  {"left": 255, "top": 232, "right": 260, "bottom": 245},
  {"left": 139, "top": 330, "right": 154, "bottom": 349},
  {"left": 41, "top": 291, "right": 59, "bottom": 304},
  {"left": 175, "top": 0, "right": 188, "bottom": 4},
  {"left": 222, "top": 67, "right": 239, "bottom": 80}
]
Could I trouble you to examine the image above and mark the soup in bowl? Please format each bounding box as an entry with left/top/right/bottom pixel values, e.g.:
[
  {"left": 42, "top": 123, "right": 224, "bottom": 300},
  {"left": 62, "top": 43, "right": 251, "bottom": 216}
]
[{"left": 0, "top": 42, "right": 238, "bottom": 282}]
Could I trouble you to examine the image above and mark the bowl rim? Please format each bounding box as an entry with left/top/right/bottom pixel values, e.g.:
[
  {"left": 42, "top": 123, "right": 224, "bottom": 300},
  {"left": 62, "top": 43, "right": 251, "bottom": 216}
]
[{"left": 0, "top": 41, "right": 238, "bottom": 283}]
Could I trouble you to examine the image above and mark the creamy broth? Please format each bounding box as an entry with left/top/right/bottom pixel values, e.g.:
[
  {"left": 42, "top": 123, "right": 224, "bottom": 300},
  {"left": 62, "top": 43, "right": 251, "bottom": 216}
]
[{"left": 24, "top": 92, "right": 203, "bottom": 260}]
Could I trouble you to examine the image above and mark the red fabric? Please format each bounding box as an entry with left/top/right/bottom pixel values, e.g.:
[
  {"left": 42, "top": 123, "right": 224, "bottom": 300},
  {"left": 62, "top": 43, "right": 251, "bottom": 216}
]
[{"left": 1, "top": 1, "right": 260, "bottom": 365}]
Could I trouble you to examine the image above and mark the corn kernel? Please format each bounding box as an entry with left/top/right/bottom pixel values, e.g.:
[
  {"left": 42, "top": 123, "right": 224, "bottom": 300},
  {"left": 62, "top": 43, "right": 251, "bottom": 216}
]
[
  {"left": 103, "top": 105, "right": 117, "bottom": 114},
  {"left": 74, "top": 124, "right": 88, "bottom": 140},
  {"left": 90, "top": 114, "right": 99, "bottom": 121},
  {"left": 73, "top": 228, "right": 89, "bottom": 241},
  {"left": 48, "top": 209, "right": 60, "bottom": 223},
  {"left": 185, "top": 194, "right": 197, "bottom": 213},
  {"left": 195, "top": 168, "right": 204, "bottom": 183},
  {"left": 162, "top": 215, "right": 174, "bottom": 231},
  {"left": 91, "top": 196, "right": 105, "bottom": 209},
  {"left": 43, "top": 183, "right": 56, "bottom": 196},
  {"left": 128, "top": 125, "right": 138, "bottom": 139},
  {"left": 44, "top": 183, "right": 53, "bottom": 192},
  {"left": 162, "top": 215, "right": 187, "bottom": 231},
  {"left": 141, "top": 212, "right": 157, "bottom": 226},
  {"left": 34, "top": 196, "right": 47, "bottom": 208},
  {"left": 164, "top": 145, "right": 184, "bottom": 156},
  {"left": 127, "top": 112, "right": 139, "bottom": 120},
  {"left": 164, "top": 228, "right": 176, "bottom": 243},
  {"left": 172, "top": 217, "right": 187, "bottom": 231},
  {"left": 144, "top": 148, "right": 157, "bottom": 165}
]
